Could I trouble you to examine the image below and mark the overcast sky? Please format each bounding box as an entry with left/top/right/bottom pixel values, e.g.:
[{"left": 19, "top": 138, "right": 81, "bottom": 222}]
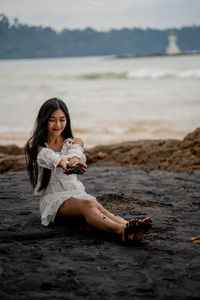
[{"left": 1, "top": 0, "right": 199, "bottom": 31}]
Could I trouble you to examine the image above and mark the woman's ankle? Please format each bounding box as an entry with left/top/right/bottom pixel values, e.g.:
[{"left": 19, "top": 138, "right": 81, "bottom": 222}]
[{"left": 116, "top": 224, "right": 126, "bottom": 235}]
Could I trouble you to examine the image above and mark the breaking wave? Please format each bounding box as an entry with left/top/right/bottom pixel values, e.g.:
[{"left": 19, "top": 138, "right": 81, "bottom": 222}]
[
  {"left": 127, "top": 68, "right": 200, "bottom": 79},
  {"left": 76, "top": 69, "right": 200, "bottom": 80}
]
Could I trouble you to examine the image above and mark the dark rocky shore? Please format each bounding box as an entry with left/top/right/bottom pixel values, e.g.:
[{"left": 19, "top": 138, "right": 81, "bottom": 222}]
[{"left": 0, "top": 167, "right": 200, "bottom": 299}]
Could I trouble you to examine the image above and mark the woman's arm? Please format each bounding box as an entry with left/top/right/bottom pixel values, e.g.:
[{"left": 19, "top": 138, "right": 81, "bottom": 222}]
[
  {"left": 37, "top": 146, "right": 67, "bottom": 171},
  {"left": 65, "top": 138, "right": 87, "bottom": 174},
  {"left": 68, "top": 138, "right": 84, "bottom": 166},
  {"left": 36, "top": 138, "right": 86, "bottom": 173}
]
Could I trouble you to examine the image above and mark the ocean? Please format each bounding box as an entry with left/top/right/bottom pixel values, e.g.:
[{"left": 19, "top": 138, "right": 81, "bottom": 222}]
[{"left": 0, "top": 54, "right": 199, "bottom": 148}]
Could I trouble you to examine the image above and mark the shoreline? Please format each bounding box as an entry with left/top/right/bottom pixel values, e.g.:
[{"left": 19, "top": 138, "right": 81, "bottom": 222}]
[
  {"left": 115, "top": 50, "right": 200, "bottom": 59},
  {"left": 0, "top": 127, "right": 199, "bottom": 174}
]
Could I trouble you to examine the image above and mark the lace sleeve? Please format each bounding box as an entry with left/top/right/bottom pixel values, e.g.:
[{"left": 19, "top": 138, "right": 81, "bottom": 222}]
[
  {"left": 66, "top": 143, "right": 86, "bottom": 163},
  {"left": 37, "top": 148, "right": 61, "bottom": 170}
]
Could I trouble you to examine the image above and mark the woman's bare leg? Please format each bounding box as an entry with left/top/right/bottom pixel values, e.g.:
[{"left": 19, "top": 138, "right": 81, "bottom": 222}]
[
  {"left": 56, "top": 197, "right": 125, "bottom": 235},
  {"left": 56, "top": 197, "right": 152, "bottom": 242},
  {"left": 96, "top": 202, "right": 127, "bottom": 225}
]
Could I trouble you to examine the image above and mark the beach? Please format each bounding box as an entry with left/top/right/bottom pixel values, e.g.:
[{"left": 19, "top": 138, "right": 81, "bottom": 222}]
[
  {"left": 0, "top": 127, "right": 200, "bottom": 299},
  {"left": 0, "top": 53, "right": 200, "bottom": 299}
]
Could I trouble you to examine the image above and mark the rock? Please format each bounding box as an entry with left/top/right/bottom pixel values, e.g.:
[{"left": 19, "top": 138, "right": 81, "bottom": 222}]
[
  {"left": 85, "top": 128, "right": 200, "bottom": 174},
  {"left": 96, "top": 151, "right": 108, "bottom": 159},
  {"left": 0, "top": 154, "right": 26, "bottom": 173},
  {"left": 0, "top": 144, "right": 24, "bottom": 155},
  {"left": 167, "top": 128, "right": 200, "bottom": 173},
  {"left": 86, "top": 139, "right": 180, "bottom": 170}
]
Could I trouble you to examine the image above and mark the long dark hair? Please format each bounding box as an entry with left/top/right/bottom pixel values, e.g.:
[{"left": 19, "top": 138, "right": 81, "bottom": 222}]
[{"left": 25, "top": 97, "right": 73, "bottom": 191}]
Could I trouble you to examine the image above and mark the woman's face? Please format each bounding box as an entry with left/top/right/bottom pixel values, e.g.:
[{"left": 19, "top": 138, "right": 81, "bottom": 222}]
[{"left": 47, "top": 109, "right": 67, "bottom": 136}]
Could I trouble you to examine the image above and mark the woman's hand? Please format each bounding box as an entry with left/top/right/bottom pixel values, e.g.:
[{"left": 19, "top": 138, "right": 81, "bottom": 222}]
[
  {"left": 69, "top": 156, "right": 80, "bottom": 166},
  {"left": 63, "top": 163, "right": 87, "bottom": 175},
  {"left": 58, "top": 159, "right": 67, "bottom": 170},
  {"left": 78, "top": 163, "right": 87, "bottom": 174}
]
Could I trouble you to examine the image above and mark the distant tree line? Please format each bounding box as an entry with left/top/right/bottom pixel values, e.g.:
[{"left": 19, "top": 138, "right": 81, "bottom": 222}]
[{"left": 0, "top": 14, "right": 200, "bottom": 59}]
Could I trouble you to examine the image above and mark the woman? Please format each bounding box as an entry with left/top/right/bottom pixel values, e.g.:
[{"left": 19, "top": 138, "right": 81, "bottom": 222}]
[{"left": 26, "top": 97, "right": 152, "bottom": 243}]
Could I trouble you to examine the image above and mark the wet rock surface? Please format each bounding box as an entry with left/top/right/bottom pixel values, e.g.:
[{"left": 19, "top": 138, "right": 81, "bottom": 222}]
[{"left": 0, "top": 167, "right": 200, "bottom": 299}]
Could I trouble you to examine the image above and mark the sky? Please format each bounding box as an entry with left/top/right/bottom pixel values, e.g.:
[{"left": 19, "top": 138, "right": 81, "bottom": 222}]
[{"left": 0, "top": 0, "right": 200, "bottom": 31}]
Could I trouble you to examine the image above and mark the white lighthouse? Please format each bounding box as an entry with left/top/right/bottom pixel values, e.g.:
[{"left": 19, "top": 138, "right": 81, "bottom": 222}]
[{"left": 166, "top": 32, "right": 181, "bottom": 55}]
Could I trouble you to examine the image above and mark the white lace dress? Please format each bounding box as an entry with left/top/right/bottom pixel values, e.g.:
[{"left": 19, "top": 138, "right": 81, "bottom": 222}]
[{"left": 34, "top": 138, "right": 95, "bottom": 226}]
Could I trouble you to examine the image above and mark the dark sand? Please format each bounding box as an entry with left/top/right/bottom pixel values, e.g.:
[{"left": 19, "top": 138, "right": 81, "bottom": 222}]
[{"left": 0, "top": 166, "right": 200, "bottom": 299}]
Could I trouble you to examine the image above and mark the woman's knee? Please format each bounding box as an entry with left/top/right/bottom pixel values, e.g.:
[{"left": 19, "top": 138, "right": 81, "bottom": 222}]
[
  {"left": 81, "top": 198, "right": 97, "bottom": 210},
  {"left": 57, "top": 197, "right": 97, "bottom": 217}
]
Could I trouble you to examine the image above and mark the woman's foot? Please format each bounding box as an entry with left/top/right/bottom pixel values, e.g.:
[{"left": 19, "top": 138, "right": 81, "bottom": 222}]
[
  {"left": 122, "top": 217, "right": 152, "bottom": 244},
  {"left": 132, "top": 217, "right": 152, "bottom": 241}
]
